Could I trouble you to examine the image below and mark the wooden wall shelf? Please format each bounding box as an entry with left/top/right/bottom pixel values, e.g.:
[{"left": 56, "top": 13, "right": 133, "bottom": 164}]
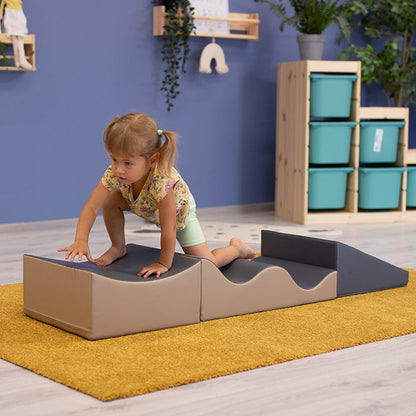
[
  {"left": 0, "top": 33, "right": 36, "bottom": 71},
  {"left": 153, "top": 6, "right": 259, "bottom": 41}
]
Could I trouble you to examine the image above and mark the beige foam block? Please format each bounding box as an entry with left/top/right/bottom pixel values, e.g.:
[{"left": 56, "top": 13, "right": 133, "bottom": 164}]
[
  {"left": 23, "top": 255, "right": 202, "bottom": 340},
  {"left": 200, "top": 259, "right": 337, "bottom": 321}
]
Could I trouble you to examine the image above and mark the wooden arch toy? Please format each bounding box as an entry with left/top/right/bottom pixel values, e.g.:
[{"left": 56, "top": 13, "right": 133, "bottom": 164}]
[{"left": 199, "top": 41, "right": 229, "bottom": 74}]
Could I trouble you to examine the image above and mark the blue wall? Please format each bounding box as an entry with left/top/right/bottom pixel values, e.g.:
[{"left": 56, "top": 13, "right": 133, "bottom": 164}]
[{"left": 1, "top": 0, "right": 413, "bottom": 223}]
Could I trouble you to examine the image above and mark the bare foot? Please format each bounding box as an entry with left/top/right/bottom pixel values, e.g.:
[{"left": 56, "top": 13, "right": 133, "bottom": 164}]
[
  {"left": 95, "top": 246, "right": 127, "bottom": 266},
  {"left": 230, "top": 237, "right": 257, "bottom": 260}
]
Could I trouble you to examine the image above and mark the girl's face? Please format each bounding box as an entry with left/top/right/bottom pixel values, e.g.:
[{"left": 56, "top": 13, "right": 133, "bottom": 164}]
[{"left": 109, "top": 152, "right": 158, "bottom": 186}]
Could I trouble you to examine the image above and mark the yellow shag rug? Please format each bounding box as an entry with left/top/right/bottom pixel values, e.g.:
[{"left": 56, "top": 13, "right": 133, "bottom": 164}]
[{"left": 1, "top": 270, "right": 416, "bottom": 401}]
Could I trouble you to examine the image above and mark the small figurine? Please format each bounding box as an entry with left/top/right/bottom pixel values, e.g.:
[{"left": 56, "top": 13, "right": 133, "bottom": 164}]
[{"left": 0, "top": 0, "right": 32, "bottom": 70}]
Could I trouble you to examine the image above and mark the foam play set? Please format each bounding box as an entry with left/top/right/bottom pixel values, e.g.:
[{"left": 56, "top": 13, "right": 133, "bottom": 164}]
[{"left": 23, "top": 230, "right": 409, "bottom": 340}]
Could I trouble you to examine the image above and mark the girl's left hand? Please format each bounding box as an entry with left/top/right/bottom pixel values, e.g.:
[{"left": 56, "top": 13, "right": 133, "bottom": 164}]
[{"left": 138, "top": 262, "right": 169, "bottom": 278}]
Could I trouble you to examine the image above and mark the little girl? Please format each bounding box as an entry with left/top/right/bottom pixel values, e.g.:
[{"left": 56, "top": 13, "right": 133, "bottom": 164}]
[{"left": 58, "top": 113, "right": 256, "bottom": 278}]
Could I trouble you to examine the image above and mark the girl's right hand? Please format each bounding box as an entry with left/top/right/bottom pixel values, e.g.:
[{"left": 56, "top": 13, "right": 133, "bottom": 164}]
[
  {"left": 138, "top": 262, "right": 169, "bottom": 278},
  {"left": 57, "top": 241, "right": 95, "bottom": 263}
]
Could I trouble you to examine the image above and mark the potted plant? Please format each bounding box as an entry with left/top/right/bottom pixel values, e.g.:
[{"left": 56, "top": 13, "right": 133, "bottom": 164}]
[
  {"left": 253, "top": 0, "right": 350, "bottom": 60},
  {"left": 339, "top": 0, "right": 416, "bottom": 109},
  {"left": 153, "top": 0, "right": 196, "bottom": 111}
]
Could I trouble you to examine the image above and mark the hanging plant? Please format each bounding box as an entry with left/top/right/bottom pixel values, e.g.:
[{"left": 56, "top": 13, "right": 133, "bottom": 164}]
[
  {"left": 153, "top": 0, "right": 196, "bottom": 111},
  {"left": 0, "top": 41, "right": 8, "bottom": 67}
]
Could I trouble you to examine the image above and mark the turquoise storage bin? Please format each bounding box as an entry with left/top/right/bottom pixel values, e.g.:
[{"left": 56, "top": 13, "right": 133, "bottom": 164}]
[
  {"left": 308, "top": 167, "right": 353, "bottom": 209},
  {"left": 309, "top": 121, "right": 357, "bottom": 164},
  {"left": 309, "top": 74, "right": 358, "bottom": 118},
  {"left": 406, "top": 166, "right": 416, "bottom": 207},
  {"left": 358, "top": 167, "right": 405, "bottom": 209},
  {"left": 359, "top": 121, "right": 405, "bottom": 163}
]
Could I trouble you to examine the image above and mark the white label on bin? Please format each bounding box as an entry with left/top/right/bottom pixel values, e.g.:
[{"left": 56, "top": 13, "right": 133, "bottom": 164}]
[{"left": 373, "top": 129, "right": 384, "bottom": 152}]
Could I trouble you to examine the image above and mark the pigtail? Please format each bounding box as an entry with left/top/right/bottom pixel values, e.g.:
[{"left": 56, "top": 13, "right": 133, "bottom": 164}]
[{"left": 157, "top": 130, "right": 177, "bottom": 173}]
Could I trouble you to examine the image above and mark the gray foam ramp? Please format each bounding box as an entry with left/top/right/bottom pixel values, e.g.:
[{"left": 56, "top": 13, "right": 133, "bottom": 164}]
[
  {"left": 336, "top": 242, "right": 408, "bottom": 296},
  {"left": 261, "top": 230, "right": 408, "bottom": 296}
]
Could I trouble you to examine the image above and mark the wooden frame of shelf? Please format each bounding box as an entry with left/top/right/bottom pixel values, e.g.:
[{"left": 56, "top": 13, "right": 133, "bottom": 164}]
[
  {"left": 0, "top": 33, "right": 36, "bottom": 71},
  {"left": 310, "top": 106, "right": 415, "bottom": 225},
  {"left": 275, "top": 60, "right": 361, "bottom": 225},
  {"left": 357, "top": 106, "right": 416, "bottom": 224},
  {"left": 275, "top": 61, "right": 416, "bottom": 224},
  {"left": 153, "top": 5, "right": 259, "bottom": 41},
  {"left": 407, "top": 149, "right": 416, "bottom": 164}
]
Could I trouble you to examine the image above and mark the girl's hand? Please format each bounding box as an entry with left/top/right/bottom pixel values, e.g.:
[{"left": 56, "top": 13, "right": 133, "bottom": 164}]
[
  {"left": 141, "top": 187, "right": 175, "bottom": 279},
  {"left": 57, "top": 241, "right": 95, "bottom": 263},
  {"left": 138, "top": 262, "right": 169, "bottom": 278},
  {"left": 57, "top": 182, "right": 110, "bottom": 264}
]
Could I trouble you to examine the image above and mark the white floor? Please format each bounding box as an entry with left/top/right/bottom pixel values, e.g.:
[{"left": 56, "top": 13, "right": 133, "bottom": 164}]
[{"left": 1, "top": 203, "right": 416, "bottom": 416}]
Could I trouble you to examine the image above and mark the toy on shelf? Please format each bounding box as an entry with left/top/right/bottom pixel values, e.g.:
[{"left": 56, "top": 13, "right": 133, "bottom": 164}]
[
  {"left": 199, "top": 38, "right": 229, "bottom": 74},
  {"left": 0, "top": 0, "right": 32, "bottom": 70}
]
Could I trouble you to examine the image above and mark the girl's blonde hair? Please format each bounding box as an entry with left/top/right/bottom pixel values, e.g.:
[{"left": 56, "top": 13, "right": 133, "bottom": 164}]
[{"left": 103, "top": 113, "right": 177, "bottom": 173}]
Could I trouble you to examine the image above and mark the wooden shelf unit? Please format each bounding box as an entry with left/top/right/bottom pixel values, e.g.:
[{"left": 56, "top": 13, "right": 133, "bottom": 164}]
[
  {"left": 275, "top": 60, "right": 416, "bottom": 224},
  {"left": 357, "top": 106, "right": 416, "bottom": 223},
  {"left": 153, "top": 6, "right": 259, "bottom": 41},
  {"left": 407, "top": 149, "right": 416, "bottom": 164},
  {"left": 0, "top": 33, "right": 36, "bottom": 71}
]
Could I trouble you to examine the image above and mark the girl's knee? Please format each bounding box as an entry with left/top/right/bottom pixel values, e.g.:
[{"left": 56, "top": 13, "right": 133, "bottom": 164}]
[{"left": 183, "top": 242, "right": 214, "bottom": 261}]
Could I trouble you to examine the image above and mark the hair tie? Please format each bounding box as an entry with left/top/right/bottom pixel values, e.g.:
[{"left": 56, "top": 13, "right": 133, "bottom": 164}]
[{"left": 157, "top": 129, "right": 163, "bottom": 136}]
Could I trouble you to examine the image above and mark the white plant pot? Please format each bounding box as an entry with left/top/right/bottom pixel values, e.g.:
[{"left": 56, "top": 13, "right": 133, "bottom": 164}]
[{"left": 296, "top": 34, "right": 326, "bottom": 60}]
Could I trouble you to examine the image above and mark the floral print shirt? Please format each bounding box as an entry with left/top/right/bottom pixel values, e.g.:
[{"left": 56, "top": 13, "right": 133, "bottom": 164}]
[{"left": 101, "top": 164, "right": 191, "bottom": 231}]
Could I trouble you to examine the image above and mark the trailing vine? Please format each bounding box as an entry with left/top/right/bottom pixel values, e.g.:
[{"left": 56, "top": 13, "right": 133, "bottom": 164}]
[
  {"left": 0, "top": 41, "right": 8, "bottom": 67},
  {"left": 153, "top": 0, "right": 196, "bottom": 111}
]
